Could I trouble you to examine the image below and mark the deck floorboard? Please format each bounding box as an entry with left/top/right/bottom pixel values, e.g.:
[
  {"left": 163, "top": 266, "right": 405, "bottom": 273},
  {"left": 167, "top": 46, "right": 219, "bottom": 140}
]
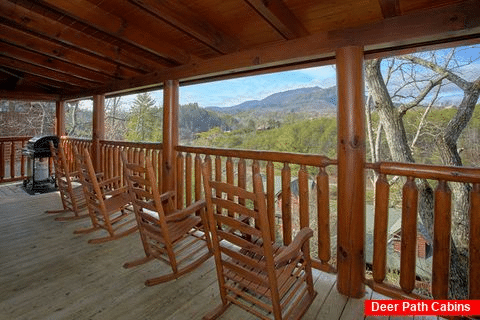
[{"left": 0, "top": 183, "right": 409, "bottom": 320}]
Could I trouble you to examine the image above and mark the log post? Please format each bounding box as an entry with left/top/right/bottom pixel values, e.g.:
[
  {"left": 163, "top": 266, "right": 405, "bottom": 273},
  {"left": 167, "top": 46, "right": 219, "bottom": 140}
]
[
  {"left": 92, "top": 94, "right": 105, "bottom": 172},
  {"left": 55, "top": 100, "right": 65, "bottom": 137},
  {"left": 336, "top": 46, "right": 366, "bottom": 298},
  {"left": 162, "top": 80, "right": 179, "bottom": 193}
]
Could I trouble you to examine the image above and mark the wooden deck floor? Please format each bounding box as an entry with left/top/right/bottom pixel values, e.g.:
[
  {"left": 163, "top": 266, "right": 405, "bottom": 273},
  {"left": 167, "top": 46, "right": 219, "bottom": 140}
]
[{"left": 0, "top": 183, "right": 428, "bottom": 320}]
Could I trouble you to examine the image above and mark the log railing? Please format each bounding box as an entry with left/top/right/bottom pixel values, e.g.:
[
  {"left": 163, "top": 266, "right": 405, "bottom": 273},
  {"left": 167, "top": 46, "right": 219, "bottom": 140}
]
[
  {"left": 61, "top": 137, "right": 93, "bottom": 174},
  {"left": 99, "top": 140, "right": 163, "bottom": 192},
  {"left": 62, "top": 138, "right": 164, "bottom": 192},
  {"left": 176, "top": 145, "right": 338, "bottom": 273},
  {"left": 0, "top": 136, "right": 31, "bottom": 183},
  {"left": 366, "top": 161, "right": 480, "bottom": 300},
  {"left": 45, "top": 138, "right": 480, "bottom": 300}
]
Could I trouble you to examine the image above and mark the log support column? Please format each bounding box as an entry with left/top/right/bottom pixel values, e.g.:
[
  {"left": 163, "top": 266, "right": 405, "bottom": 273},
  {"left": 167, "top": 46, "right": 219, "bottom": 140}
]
[
  {"left": 162, "top": 80, "right": 179, "bottom": 193},
  {"left": 336, "top": 46, "right": 366, "bottom": 298},
  {"left": 92, "top": 94, "right": 105, "bottom": 172},
  {"left": 55, "top": 100, "right": 65, "bottom": 137}
]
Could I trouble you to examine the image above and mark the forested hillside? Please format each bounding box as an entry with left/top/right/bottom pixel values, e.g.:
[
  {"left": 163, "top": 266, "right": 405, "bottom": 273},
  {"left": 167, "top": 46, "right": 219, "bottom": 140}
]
[{"left": 189, "top": 106, "right": 480, "bottom": 167}]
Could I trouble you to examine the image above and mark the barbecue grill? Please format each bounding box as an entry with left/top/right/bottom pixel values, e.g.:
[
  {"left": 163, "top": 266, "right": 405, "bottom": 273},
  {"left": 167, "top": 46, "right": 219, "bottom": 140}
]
[{"left": 22, "top": 135, "right": 59, "bottom": 192}]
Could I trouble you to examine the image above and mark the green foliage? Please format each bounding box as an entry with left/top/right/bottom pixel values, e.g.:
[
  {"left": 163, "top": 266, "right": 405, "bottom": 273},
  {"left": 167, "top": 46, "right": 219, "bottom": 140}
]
[
  {"left": 126, "top": 93, "right": 162, "bottom": 142},
  {"left": 192, "top": 116, "right": 338, "bottom": 157},
  {"left": 179, "top": 103, "right": 228, "bottom": 140}
]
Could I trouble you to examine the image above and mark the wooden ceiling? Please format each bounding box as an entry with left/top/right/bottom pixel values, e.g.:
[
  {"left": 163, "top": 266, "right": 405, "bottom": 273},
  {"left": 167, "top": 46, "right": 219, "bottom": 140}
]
[{"left": 0, "top": 0, "right": 479, "bottom": 101}]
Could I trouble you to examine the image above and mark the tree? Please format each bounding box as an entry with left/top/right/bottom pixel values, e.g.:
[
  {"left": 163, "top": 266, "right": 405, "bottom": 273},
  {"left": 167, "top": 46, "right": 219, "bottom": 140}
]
[
  {"left": 105, "top": 96, "right": 127, "bottom": 140},
  {"left": 365, "top": 46, "right": 480, "bottom": 298},
  {"left": 126, "top": 93, "right": 162, "bottom": 142},
  {"left": 0, "top": 100, "right": 55, "bottom": 136},
  {"left": 65, "top": 101, "right": 92, "bottom": 138}
]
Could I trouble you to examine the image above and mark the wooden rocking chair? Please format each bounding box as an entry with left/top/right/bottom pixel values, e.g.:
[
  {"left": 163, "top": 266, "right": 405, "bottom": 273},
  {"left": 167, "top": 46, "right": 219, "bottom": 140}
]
[
  {"left": 73, "top": 147, "right": 137, "bottom": 244},
  {"left": 121, "top": 152, "right": 212, "bottom": 286},
  {"left": 46, "top": 141, "right": 88, "bottom": 221},
  {"left": 202, "top": 164, "right": 317, "bottom": 320}
]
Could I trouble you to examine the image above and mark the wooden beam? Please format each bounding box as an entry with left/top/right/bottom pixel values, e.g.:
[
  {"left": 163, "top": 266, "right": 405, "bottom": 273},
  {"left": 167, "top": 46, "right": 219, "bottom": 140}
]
[
  {"left": 0, "top": 41, "right": 116, "bottom": 83},
  {"left": 378, "top": 0, "right": 401, "bottom": 18},
  {"left": 336, "top": 45, "right": 365, "bottom": 298},
  {"left": 0, "top": 0, "right": 169, "bottom": 72},
  {"left": 0, "top": 24, "right": 142, "bottom": 79},
  {"left": 63, "top": 0, "right": 480, "bottom": 99},
  {"left": 0, "top": 90, "right": 59, "bottom": 101},
  {"left": 0, "top": 55, "right": 100, "bottom": 88},
  {"left": 128, "top": 0, "right": 239, "bottom": 54},
  {"left": 39, "top": 0, "right": 191, "bottom": 65},
  {"left": 244, "top": 0, "right": 309, "bottom": 39},
  {"left": 56, "top": 100, "right": 66, "bottom": 137},
  {"left": 162, "top": 80, "right": 179, "bottom": 193},
  {"left": 92, "top": 94, "right": 105, "bottom": 172}
]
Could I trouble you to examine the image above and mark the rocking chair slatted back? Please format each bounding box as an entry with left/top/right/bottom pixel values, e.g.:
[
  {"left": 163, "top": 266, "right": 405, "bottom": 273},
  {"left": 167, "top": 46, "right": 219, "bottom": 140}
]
[
  {"left": 46, "top": 141, "right": 88, "bottom": 220},
  {"left": 121, "top": 151, "right": 212, "bottom": 286},
  {"left": 73, "top": 147, "right": 137, "bottom": 244},
  {"left": 202, "top": 163, "right": 317, "bottom": 320}
]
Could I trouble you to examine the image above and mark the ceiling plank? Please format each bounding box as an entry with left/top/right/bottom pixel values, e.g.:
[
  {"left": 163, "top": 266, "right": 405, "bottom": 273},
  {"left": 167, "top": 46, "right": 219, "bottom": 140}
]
[
  {"left": 0, "top": 42, "right": 114, "bottom": 83},
  {"left": 244, "top": 0, "right": 309, "bottom": 39},
  {"left": 36, "top": 0, "right": 192, "bottom": 65},
  {"left": 0, "top": 0, "right": 171, "bottom": 72},
  {"left": 0, "top": 55, "right": 100, "bottom": 88},
  {"left": 128, "top": 0, "right": 239, "bottom": 54},
  {"left": 63, "top": 0, "right": 480, "bottom": 99},
  {"left": 378, "top": 0, "right": 401, "bottom": 18},
  {"left": 0, "top": 90, "right": 61, "bottom": 101},
  {"left": 0, "top": 24, "right": 140, "bottom": 80}
]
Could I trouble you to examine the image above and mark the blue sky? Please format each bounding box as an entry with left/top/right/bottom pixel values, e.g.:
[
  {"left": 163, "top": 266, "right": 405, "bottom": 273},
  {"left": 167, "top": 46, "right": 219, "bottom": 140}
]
[{"left": 92, "top": 45, "right": 479, "bottom": 111}]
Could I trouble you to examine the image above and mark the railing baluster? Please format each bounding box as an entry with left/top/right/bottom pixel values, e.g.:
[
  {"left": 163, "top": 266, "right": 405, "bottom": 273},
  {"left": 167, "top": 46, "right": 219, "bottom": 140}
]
[
  {"left": 469, "top": 183, "right": 480, "bottom": 299},
  {"left": 113, "top": 146, "right": 120, "bottom": 178},
  {"left": 432, "top": 180, "right": 451, "bottom": 299},
  {"left": 238, "top": 158, "right": 246, "bottom": 206},
  {"left": 298, "top": 165, "right": 309, "bottom": 230},
  {"left": 282, "top": 163, "right": 292, "bottom": 245},
  {"left": 226, "top": 157, "right": 234, "bottom": 217},
  {"left": 317, "top": 167, "right": 330, "bottom": 264},
  {"left": 21, "top": 140, "right": 26, "bottom": 178},
  {"left": 266, "top": 161, "right": 275, "bottom": 240},
  {"left": 185, "top": 153, "right": 192, "bottom": 207},
  {"left": 109, "top": 146, "right": 114, "bottom": 180},
  {"left": 0, "top": 142, "right": 4, "bottom": 181},
  {"left": 157, "top": 151, "right": 163, "bottom": 194},
  {"left": 176, "top": 152, "right": 184, "bottom": 209},
  {"left": 10, "top": 141, "right": 15, "bottom": 179},
  {"left": 195, "top": 153, "right": 202, "bottom": 202},
  {"left": 373, "top": 174, "right": 389, "bottom": 283},
  {"left": 400, "top": 176, "right": 418, "bottom": 294}
]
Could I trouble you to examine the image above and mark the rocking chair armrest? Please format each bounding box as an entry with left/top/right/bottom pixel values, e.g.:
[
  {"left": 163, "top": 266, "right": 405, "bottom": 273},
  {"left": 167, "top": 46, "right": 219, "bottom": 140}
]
[
  {"left": 104, "top": 186, "right": 127, "bottom": 197},
  {"left": 165, "top": 200, "right": 207, "bottom": 222},
  {"left": 274, "top": 227, "right": 313, "bottom": 267},
  {"left": 159, "top": 191, "right": 176, "bottom": 202},
  {"left": 68, "top": 170, "right": 80, "bottom": 178},
  {"left": 98, "top": 176, "right": 121, "bottom": 185}
]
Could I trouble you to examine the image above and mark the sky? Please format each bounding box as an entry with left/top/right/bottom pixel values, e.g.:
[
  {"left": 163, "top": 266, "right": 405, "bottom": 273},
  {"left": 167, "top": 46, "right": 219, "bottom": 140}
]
[{"left": 84, "top": 45, "right": 479, "bottom": 111}]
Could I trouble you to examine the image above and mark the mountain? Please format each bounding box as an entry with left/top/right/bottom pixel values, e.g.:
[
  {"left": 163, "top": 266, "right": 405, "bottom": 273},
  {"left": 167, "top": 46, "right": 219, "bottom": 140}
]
[{"left": 206, "top": 86, "right": 337, "bottom": 115}]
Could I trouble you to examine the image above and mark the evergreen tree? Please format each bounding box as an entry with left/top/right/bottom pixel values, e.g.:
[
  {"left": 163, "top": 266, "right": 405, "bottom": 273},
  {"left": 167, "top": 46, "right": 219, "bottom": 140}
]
[{"left": 126, "top": 93, "right": 162, "bottom": 142}]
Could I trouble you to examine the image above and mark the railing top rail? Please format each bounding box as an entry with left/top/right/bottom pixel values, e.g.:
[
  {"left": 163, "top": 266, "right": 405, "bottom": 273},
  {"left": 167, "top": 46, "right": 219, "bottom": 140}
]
[
  {"left": 0, "top": 136, "right": 32, "bottom": 142},
  {"left": 61, "top": 137, "right": 92, "bottom": 142},
  {"left": 366, "top": 161, "right": 480, "bottom": 183},
  {"left": 176, "top": 145, "right": 337, "bottom": 167},
  {"left": 99, "top": 140, "right": 163, "bottom": 150}
]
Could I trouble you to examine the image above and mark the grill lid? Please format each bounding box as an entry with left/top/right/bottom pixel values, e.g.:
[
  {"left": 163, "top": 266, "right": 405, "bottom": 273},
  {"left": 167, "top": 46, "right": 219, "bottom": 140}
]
[{"left": 23, "top": 135, "right": 60, "bottom": 158}]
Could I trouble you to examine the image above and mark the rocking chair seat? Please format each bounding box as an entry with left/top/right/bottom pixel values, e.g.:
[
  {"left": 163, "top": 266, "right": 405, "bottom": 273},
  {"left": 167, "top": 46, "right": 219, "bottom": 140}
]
[
  {"left": 121, "top": 152, "right": 212, "bottom": 286},
  {"left": 202, "top": 165, "right": 317, "bottom": 320}
]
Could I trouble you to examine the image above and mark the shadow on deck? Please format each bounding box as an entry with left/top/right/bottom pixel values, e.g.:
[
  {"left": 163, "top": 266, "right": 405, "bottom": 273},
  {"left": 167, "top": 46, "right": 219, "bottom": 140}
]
[{"left": 0, "top": 183, "right": 413, "bottom": 320}]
